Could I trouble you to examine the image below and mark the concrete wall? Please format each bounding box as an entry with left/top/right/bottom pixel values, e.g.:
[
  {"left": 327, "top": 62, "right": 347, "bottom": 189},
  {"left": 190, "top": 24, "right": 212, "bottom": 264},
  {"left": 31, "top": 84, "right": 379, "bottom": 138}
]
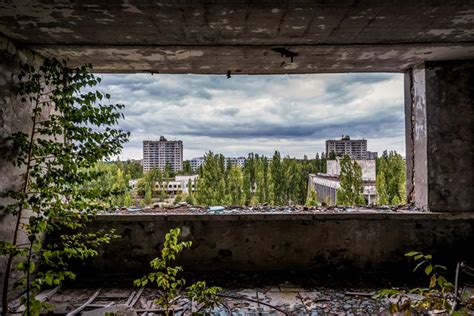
[
  {"left": 75, "top": 213, "right": 474, "bottom": 276},
  {"left": 0, "top": 36, "right": 43, "bottom": 299},
  {"left": 408, "top": 61, "right": 474, "bottom": 212},
  {"left": 327, "top": 159, "right": 376, "bottom": 181}
]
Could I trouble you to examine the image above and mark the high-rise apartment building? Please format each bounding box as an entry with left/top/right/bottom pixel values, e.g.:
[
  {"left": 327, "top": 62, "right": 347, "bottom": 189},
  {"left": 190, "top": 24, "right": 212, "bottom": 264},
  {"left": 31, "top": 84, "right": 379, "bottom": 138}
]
[
  {"left": 326, "top": 135, "right": 371, "bottom": 160},
  {"left": 189, "top": 157, "right": 205, "bottom": 172},
  {"left": 143, "top": 136, "right": 183, "bottom": 172},
  {"left": 189, "top": 156, "right": 247, "bottom": 172}
]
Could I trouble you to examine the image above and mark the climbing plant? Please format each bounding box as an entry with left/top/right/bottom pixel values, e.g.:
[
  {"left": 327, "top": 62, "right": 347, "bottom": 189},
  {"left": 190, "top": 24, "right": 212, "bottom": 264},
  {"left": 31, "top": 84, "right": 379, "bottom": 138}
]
[
  {"left": 134, "top": 228, "right": 222, "bottom": 315},
  {"left": 0, "top": 58, "right": 129, "bottom": 315},
  {"left": 376, "top": 251, "right": 458, "bottom": 314}
]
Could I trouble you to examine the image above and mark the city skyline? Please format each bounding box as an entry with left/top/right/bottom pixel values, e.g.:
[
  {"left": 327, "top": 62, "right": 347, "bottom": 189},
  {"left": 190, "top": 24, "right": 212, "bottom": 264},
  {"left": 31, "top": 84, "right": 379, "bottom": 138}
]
[{"left": 98, "top": 73, "right": 406, "bottom": 160}]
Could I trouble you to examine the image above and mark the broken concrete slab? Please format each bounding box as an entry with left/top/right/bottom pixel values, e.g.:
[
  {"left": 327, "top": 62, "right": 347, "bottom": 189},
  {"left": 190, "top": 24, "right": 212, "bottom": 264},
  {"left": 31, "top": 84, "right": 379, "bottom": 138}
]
[{"left": 82, "top": 304, "right": 136, "bottom": 316}]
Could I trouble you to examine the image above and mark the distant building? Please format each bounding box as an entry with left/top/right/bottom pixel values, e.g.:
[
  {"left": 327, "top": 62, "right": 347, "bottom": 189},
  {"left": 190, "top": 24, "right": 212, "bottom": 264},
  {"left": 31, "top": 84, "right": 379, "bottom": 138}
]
[
  {"left": 308, "top": 174, "right": 377, "bottom": 206},
  {"left": 326, "top": 159, "right": 376, "bottom": 181},
  {"left": 143, "top": 136, "right": 183, "bottom": 173},
  {"left": 308, "top": 158, "right": 377, "bottom": 205},
  {"left": 174, "top": 175, "right": 198, "bottom": 194},
  {"left": 225, "top": 156, "right": 246, "bottom": 169},
  {"left": 326, "top": 135, "right": 377, "bottom": 160},
  {"left": 367, "top": 151, "right": 378, "bottom": 160},
  {"left": 189, "top": 157, "right": 205, "bottom": 172},
  {"left": 129, "top": 174, "right": 198, "bottom": 196},
  {"left": 189, "top": 156, "right": 247, "bottom": 172}
]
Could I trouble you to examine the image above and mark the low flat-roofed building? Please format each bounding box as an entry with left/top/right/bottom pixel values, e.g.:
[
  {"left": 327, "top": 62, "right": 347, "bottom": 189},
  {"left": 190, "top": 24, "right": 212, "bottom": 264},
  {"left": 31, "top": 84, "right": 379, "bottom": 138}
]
[{"left": 308, "top": 173, "right": 377, "bottom": 205}]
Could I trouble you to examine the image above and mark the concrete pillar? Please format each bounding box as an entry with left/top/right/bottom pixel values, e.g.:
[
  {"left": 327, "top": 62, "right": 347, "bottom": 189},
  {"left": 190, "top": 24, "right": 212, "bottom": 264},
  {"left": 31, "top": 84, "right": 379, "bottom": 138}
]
[
  {"left": 406, "top": 61, "right": 474, "bottom": 212},
  {"left": 0, "top": 36, "right": 42, "bottom": 300}
]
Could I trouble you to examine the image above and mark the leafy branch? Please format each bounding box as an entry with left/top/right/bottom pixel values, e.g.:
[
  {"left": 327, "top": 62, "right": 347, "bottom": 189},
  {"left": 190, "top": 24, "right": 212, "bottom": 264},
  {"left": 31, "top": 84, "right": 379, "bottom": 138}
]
[
  {"left": 1, "top": 58, "right": 129, "bottom": 315},
  {"left": 134, "top": 228, "right": 222, "bottom": 315}
]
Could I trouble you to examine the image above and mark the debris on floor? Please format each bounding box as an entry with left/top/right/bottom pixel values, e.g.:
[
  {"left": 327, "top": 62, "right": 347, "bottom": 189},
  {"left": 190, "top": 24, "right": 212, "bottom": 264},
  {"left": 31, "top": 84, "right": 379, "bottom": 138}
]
[{"left": 34, "top": 285, "right": 394, "bottom": 315}]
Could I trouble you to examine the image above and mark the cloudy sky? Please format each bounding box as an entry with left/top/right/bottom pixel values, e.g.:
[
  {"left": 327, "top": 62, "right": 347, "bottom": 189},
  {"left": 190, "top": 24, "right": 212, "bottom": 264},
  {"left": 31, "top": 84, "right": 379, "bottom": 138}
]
[{"left": 96, "top": 73, "right": 405, "bottom": 160}]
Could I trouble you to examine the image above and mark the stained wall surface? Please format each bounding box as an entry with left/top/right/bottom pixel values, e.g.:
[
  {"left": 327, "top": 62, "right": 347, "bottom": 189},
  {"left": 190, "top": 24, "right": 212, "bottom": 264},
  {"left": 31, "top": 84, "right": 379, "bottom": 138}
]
[
  {"left": 0, "top": 37, "right": 43, "bottom": 299},
  {"left": 410, "top": 61, "right": 474, "bottom": 211},
  {"left": 76, "top": 213, "right": 474, "bottom": 276}
]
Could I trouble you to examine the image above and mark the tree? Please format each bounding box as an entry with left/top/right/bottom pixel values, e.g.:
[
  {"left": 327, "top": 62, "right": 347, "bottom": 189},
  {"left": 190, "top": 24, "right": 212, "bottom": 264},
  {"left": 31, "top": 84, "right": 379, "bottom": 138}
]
[
  {"left": 336, "top": 155, "right": 365, "bottom": 205},
  {"left": 376, "top": 151, "right": 406, "bottom": 205},
  {"left": 226, "top": 165, "right": 245, "bottom": 205},
  {"left": 123, "top": 159, "right": 143, "bottom": 179},
  {"left": 174, "top": 192, "right": 183, "bottom": 204},
  {"left": 0, "top": 58, "right": 128, "bottom": 314},
  {"left": 195, "top": 152, "right": 226, "bottom": 205},
  {"left": 124, "top": 192, "right": 132, "bottom": 207},
  {"left": 144, "top": 183, "right": 153, "bottom": 205},
  {"left": 305, "top": 190, "right": 319, "bottom": 206},
  {"left": 271, "top": 151, "right": 285, "bottom": 205},
  {"left": 182, "top": 161, "right": 193, "bottom": 174},
  {"left": 186, "top": 178, "right": 195, "bottom": 205},
  {"left": 165, "top": 161, "right": 174, "bottom": 178}
]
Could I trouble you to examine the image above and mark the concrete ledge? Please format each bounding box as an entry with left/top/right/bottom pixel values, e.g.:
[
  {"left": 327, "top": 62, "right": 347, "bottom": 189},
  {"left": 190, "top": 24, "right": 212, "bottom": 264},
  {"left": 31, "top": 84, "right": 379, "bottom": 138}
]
[
  {"left": 94, "top": 211, "right": 474, "bottom": 221},
  {"left": 76, "top": 212, "right": 474, "bottom": 275}
]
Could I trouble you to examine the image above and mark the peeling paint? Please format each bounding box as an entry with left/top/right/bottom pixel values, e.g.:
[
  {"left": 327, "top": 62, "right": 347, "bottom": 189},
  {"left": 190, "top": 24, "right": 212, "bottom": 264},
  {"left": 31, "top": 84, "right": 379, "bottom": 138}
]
[
  {"left": 337, "top": 52, "right": 348, "bottom": 61},
  {"left": 376, "top": 50, "right": 399, "bottom": 60},
  {"left": 426, "top": 29, "right": 455, "bottom": 36},
  {"left": 39, "top": 27, "right": 73, "bottom": 35},
  {"left": 357, "top": 52, "right": 376, "bottom": 60},
  {"left": 451, "top": 10, "right": 474, "bottom": 24},
  {"left": 282, "top": 62, "right": 299, "bottom": 70},
  {"left": 164, "top": 50, "right": 204, "bottom": 60},
  {"left": 251, "top": 28, "right": 269, "bottom": 33},
  {"left": 122, "top": 0, "right": 143, "bottom": 14}
]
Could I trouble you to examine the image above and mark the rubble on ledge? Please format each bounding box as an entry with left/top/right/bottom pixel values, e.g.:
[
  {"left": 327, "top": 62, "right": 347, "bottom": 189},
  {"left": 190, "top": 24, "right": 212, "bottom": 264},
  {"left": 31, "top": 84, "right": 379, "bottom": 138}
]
[{"left": 110, "top": 203, "right": 420, "bottom": 215}]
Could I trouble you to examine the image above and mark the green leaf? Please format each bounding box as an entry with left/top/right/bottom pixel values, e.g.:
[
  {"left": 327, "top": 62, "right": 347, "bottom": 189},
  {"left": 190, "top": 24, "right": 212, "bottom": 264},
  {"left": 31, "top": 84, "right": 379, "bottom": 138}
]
[
  {"left": 405, "top": 251, "right": 420, "bottom": 257},
  {"left": 413, "top": 260, "right": 426, "bottom": 272},
  {"left": 429, "top": 274, "right": 437, "bottom": 288},
  {"left": 424, "top": 264, "right": 433, "bottom": 275}
]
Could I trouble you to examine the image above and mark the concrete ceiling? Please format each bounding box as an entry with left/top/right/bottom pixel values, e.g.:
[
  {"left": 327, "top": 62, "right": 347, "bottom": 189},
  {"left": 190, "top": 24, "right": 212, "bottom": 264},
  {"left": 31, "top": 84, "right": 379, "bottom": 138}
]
[{"left": 1, "top": 1, "right": 473, "bottom": 73}]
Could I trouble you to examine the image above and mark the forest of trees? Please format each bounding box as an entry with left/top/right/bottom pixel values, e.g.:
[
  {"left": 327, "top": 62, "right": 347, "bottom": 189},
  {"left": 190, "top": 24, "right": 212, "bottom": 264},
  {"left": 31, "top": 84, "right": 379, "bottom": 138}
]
[
  {"left": 87, "top": 149, "right": 407, "bottom": 208},
  {"left": 87, "top": 160, "right": 143, "bottom": 207},
  {"left": 193, "top": 151, "right": 327, "bottom": 206}
]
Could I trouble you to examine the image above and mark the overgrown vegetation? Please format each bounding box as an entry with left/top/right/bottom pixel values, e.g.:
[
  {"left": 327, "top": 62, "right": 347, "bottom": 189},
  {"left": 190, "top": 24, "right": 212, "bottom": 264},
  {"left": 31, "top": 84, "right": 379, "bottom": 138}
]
[
  {"left": 193, "top": 151, "right": 327, "bottom": 206},
  {"left": 336, "top": 155, "right": 365, "bottom": 205},
  {"left": 375, "top": 251, "right": 470, "bottom": 314},
  {"left": 376, "top": 150, "right": 406, "bottom": 205},
  {"left": 0, "top": 58, "right": 129, "bottom": 315},
  {"left": 134, "top": 228, "right": 221, "bottom": 315}
]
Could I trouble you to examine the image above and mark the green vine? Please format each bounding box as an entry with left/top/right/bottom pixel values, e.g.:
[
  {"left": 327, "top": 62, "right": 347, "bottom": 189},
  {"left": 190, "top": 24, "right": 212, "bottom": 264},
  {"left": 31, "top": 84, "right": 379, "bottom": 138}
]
[
  {"left": 375, "top": 251, "right": 456, "bottom": 314},
  {"left": 134, "top": 228, "right": 222, "bottom": 315},
  {"left": 0, "top": 58, "right": 129, "bottom": 315}
]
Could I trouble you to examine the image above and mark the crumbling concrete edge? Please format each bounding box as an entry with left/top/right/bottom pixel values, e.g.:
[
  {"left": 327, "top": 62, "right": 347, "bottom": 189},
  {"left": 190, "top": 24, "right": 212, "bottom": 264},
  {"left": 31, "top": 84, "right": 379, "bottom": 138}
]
[{"left": 94, "top": 211, "right": 474, "bottom": 222}]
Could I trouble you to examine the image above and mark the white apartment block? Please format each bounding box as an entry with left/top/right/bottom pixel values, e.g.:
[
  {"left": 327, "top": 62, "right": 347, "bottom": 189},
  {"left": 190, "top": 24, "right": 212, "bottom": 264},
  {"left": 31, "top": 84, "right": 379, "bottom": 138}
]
[
  {"left": 189, "top": 157, "right": 205, "bottom": 172},
  {"left": 143, "top": 136, "right": 183, "bottom": 173},
  {"left": 189, "top": 156, "right": 247, "bottom": 172},
  {"left": 326, "top": 135, "right": 370, "bottom": 160},
  {"left": 225, "top": 156, "right": 246, "bottom": 169}
]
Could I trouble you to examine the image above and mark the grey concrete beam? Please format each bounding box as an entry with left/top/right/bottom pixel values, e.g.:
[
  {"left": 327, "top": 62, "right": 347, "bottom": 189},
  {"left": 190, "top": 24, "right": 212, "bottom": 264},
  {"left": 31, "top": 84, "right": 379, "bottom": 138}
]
[
  {"left": 409, "top": 61, "right": 474, "bottom": 212},
  {"left": 29, "top": 43, "right": 474, "bottom": 74}
]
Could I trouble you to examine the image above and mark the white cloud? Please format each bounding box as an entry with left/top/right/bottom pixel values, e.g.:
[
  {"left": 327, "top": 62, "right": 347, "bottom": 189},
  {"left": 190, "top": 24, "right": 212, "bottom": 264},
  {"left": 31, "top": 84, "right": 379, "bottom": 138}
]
[{"left": 96, "top": 73, "right": 406, "bottom": 160}]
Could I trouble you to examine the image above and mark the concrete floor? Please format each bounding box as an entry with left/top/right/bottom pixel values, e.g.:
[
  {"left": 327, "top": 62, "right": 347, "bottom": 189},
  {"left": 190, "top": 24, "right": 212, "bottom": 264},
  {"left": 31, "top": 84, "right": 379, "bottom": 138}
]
[{"left": 24, "top": 285, "right": 391, "bottom": 315}]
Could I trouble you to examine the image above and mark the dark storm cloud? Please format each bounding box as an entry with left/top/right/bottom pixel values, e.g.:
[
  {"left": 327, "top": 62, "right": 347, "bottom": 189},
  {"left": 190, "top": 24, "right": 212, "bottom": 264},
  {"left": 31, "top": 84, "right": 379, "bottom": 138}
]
[{"left": 96, "top": 73, "right": 405, "bottom": 158}]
